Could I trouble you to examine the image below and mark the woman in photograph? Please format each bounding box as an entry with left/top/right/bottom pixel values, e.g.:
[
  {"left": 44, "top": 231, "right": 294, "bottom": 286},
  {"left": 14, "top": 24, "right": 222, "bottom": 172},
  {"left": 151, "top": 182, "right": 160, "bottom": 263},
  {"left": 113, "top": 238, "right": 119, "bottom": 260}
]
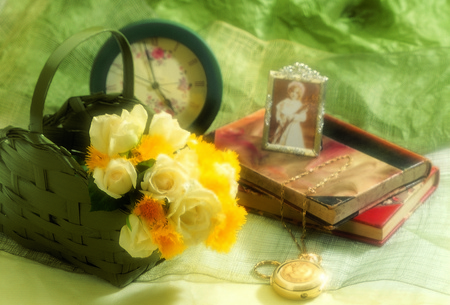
[{"left": 272, "top": 81, "right": 308, "bottom": 147}]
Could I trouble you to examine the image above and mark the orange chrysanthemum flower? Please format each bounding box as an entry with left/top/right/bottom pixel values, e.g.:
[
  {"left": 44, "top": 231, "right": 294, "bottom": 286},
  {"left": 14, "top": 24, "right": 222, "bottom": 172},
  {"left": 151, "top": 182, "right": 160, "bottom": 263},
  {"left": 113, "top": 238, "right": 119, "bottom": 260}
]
[
  {"left": 151, "top": 222, "right": 186, "bottom": 259},
  {"left": 85, "top": 145, "right": 110, "bottom": 172},
  {"left": 130, "top": 134, "right": 175, "bottom": 165},
  {"left": 133, "top": 196, "right": 166, "bottom": 226}
]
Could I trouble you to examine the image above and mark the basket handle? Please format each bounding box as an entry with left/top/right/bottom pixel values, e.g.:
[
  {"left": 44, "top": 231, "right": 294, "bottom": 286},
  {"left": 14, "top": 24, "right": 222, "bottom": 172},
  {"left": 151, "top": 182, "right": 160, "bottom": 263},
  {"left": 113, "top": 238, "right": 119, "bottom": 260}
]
[{"left": 29, "top": 27, "right": 134, "bottom": 134}]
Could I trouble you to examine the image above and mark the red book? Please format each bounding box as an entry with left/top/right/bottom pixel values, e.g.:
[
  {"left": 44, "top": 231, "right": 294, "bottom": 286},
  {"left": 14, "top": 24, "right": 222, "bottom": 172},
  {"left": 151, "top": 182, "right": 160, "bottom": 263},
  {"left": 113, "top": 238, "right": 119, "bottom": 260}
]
[{"left": 332, "top": 166, "right": 439, "bottom": 245}]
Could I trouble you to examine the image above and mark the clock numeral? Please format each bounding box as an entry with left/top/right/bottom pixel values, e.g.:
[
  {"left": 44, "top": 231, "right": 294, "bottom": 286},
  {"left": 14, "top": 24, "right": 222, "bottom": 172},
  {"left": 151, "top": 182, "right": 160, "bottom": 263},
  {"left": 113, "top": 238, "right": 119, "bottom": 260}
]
[
  {"left": 131, "top": 44, "right": 139, "bottom": 54},
  {"left": 188, "top": 58, "right": 199, "bottom": 66},
  {"left": 106, "top": 84, "right": 118, "bottom": 91},
  {"left": 195, "top": 81, "right": 205, "bottom": 87},
  {"left": 108, "top": 64, "right": 124, "bottom": 76},
  {"left": 150, "top": 37, "right": 158, "bottom": 46}
]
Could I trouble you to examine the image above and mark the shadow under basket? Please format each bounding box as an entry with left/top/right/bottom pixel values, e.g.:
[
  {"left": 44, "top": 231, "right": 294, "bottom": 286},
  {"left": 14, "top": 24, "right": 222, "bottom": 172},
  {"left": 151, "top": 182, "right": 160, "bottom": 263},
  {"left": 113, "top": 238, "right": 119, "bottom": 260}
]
[{"left": 0, "top": 28, "right": 162, "bottom": 287}]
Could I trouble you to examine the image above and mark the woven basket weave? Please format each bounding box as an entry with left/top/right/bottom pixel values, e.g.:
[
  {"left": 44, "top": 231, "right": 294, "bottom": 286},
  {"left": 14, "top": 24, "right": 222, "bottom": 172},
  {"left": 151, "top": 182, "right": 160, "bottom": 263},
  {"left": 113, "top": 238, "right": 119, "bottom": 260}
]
[{"left": 0, "top": 28, "right": 161, "bottom": 287}]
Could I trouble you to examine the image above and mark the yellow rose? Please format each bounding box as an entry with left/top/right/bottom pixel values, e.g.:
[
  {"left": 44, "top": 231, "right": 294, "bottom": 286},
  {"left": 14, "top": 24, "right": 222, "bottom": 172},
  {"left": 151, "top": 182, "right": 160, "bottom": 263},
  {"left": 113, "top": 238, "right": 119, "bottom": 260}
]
[
  {"left": 140, "top": 154, "right": 189, "bottom": 202},
  {"left": 93, "top": 158, "right": 137, "bottom": 198},
  {"left": 148, "top": 112, "right": 190, "bottom": 151},
  {"left": 90, "top": 104, "right": 148, "bottom": 156},
  {"left": 119, "top": 214, "right": 157, "bottom": 258},
  {"left": 167, "top": 181, "right": 221, "bottom": 246}
]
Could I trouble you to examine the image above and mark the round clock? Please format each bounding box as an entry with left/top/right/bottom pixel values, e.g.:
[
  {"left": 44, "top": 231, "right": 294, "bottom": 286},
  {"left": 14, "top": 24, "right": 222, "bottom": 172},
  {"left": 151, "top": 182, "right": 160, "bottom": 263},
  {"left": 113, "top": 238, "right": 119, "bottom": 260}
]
[{"left": 90, "top": 19, "right": 223, "bottom": 135}]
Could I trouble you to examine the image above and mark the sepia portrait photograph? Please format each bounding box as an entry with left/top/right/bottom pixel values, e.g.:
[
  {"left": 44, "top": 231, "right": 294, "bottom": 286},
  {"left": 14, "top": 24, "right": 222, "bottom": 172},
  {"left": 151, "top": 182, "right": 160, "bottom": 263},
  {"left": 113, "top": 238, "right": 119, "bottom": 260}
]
[{"left": 263, "top": 67, "right": 327, "bottom": 157}]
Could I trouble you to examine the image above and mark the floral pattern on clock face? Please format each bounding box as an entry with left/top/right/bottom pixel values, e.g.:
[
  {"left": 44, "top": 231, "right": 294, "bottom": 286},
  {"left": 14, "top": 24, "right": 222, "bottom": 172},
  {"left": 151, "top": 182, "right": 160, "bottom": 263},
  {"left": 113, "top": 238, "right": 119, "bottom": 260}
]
[{"left": 105, "top": 37, "right": 207, "bottom": 129}]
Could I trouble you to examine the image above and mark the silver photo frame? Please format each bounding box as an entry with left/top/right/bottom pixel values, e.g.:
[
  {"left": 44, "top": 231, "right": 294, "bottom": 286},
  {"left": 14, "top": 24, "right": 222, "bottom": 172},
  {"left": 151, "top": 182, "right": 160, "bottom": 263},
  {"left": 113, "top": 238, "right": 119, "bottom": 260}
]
[{"left": 262, "top": 63, "right": 328, "bottom": 157}]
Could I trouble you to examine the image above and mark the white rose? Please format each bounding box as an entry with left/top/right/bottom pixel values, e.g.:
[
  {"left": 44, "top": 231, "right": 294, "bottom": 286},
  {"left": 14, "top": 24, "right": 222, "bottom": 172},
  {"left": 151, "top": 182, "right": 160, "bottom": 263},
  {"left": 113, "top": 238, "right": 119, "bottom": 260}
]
[
  {"left": 167, "top": 181, "right": 221, "bottom": 246},
  {"left": 148, "top": 112, "right": 190, "bottom": 151},
  {"left": 119, "top": 214, "right": 157, "bottom": 258},
  {"left": 213, "top": 162, "right": 239, "bottom": 198},
  {"left": 90, "top": 104, "right": 148, "bottom": 156},
  {"left": 93, "top": 158, "right": 137, "bottom": 198},
  {"left": 173, "top": 147, "right": 200, "bottom": 178},
  {"left": 141, "top": 154, "right": 189, "bottom": 201}
]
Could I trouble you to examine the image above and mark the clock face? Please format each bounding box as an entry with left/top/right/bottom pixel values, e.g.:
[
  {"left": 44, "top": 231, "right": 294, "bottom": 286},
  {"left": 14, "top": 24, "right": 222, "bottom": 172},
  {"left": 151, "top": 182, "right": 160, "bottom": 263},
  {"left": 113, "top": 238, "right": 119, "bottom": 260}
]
[
  {"left": 90, "top": 19, "right": 223, "bottom": 135},
  {"left": 105, "top": 37, "right": 208, "bottom": 128}
]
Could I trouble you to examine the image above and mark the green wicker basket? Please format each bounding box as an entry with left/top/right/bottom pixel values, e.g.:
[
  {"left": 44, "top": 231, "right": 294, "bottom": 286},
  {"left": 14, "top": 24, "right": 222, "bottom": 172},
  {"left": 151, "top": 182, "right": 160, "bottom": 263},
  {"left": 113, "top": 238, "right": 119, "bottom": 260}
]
[{"left": 0, "top": 28, "right": 161, "bottom": 287}]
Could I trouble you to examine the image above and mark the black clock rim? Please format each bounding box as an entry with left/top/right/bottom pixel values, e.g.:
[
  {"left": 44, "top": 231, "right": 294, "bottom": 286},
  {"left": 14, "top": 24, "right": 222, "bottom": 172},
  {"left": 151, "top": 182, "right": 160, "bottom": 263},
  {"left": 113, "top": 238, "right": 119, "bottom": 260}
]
[{"left": 90, "top": 19, "right": 223, "bottom": 135}]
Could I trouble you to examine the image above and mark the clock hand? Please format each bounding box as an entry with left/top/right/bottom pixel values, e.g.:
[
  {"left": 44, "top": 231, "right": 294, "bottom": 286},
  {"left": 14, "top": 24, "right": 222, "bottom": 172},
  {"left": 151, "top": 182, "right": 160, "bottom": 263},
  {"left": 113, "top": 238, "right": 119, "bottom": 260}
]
[
  {"left": 143, "top": 45, "right": 175, "bottom": 112},
  {"left": 106, "top": 68, "right": 166, "bottom": 89},
  {"left": 135, "top": 74, "right": 152, "bottom": 84},
  {"left": 158, "top": 81, "right": 179, "bottom": 86},
  {"left": 135, "top": 74, "right": 179, "bottom": 90}
]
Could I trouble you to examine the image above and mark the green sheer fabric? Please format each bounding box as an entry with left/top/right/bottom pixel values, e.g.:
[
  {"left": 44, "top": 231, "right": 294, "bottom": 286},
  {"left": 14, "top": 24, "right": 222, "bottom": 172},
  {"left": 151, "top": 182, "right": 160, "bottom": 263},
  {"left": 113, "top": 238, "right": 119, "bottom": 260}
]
[
  {"left": 0, "top": 0, "right": 449, "bottom": 294},
  {"left": 201, "top": 22, "right": 450, "bottom": 154}
]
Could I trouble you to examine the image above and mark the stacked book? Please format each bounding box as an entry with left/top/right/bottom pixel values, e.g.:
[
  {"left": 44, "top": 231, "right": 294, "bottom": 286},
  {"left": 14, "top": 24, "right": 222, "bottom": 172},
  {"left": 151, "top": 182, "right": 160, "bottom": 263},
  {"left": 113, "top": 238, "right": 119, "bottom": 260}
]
[{"left": 213, "top": 109, "right": 439, "bottom": 246}]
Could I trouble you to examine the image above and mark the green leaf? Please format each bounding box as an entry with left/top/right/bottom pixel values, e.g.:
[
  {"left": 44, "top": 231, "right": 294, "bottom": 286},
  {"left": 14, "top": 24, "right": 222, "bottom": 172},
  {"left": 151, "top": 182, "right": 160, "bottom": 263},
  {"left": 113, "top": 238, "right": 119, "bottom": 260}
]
[
  {"left": 136, "top": 159, "right": 156, "bottom": 173},
  {"left": 136, "top": 171, "right": 146, "bottom": 191},
  {"left": 163, "top": 198, "right": 171, "bottom": 213},
  {"left": 136, "top": 159, "right": 155, "bottom": 191},
  {"left": 128, "top": 189, "right": 144, "bottom": 204},
  {"left": 88, "top": 176, "right": 130, "bottom": 212},
  {"left": 126, "top": 215, "right": 132, "bottom": 230}
]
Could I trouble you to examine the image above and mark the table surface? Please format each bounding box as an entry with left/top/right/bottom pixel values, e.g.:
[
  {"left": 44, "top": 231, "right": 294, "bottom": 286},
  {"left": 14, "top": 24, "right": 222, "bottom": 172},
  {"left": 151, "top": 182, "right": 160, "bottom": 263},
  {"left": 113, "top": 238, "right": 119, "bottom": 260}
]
[{"left": 1, "top": 251, "right": 449, "bottom": 305}]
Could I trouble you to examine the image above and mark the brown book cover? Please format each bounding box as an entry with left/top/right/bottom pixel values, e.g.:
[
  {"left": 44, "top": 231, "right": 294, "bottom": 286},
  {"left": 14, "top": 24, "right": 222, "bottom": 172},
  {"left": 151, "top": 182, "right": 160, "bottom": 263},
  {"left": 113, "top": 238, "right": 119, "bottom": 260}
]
[
  {"left": 238, "top": 166, "right": 439, "bottom": 245},
  {"left": 213, "top": 109, "right": 432, "bottom": 226}
]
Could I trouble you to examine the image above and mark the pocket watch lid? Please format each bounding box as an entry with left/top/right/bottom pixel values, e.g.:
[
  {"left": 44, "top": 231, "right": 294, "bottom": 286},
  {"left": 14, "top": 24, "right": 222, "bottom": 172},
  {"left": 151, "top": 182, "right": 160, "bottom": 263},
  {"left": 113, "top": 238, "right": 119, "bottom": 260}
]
[{"left": 271, "top": 259, "right": 327, "bottom": 291}]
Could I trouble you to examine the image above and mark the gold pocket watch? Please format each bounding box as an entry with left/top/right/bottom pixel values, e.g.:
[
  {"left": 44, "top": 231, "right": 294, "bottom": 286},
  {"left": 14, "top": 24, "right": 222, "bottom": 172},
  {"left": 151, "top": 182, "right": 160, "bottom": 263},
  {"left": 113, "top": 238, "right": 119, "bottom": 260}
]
[{"left": 255, "top": 254, "right": 327, "bottom": 300}]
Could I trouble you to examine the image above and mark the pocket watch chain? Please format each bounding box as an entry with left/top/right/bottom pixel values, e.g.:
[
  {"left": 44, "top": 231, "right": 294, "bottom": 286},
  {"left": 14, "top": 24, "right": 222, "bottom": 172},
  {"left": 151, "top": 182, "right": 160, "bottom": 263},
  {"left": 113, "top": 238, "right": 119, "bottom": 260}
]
[
  {"left": 279, "top": 155, "right": 352, "bottom": 255},
  {"left": 253, "top": 155, "right": 352, "bottom": 300}
]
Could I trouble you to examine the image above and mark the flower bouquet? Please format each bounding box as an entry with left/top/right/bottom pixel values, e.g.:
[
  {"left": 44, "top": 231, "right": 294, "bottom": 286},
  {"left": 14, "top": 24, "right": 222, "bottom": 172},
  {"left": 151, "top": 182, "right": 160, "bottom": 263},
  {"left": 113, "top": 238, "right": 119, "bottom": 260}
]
[
  {"left": 85, "top": 104, "right": 247, "bottom": 260},
  {"left": 0, "top": 27, "right": 246, "bottom": 288}
]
